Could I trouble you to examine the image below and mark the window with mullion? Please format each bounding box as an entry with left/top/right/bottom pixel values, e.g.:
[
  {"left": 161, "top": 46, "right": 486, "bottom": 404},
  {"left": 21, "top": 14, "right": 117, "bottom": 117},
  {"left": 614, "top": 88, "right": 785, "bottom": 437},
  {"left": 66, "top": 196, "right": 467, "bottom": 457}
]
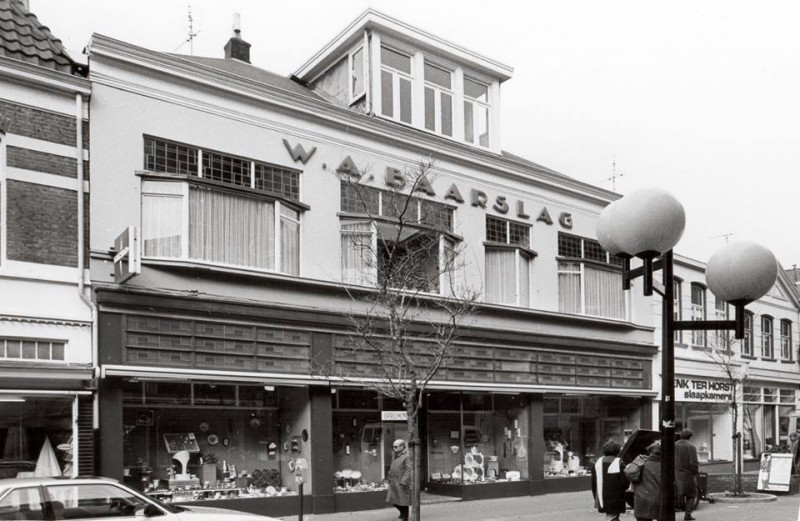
[
  {"left": 464, "top": 77, "right": 490, "bottom": 147},
  {"left": 557, "top": 233, "right": 624, "bottom": 319},
  {"left": 762, "top": 315, "right": 774, "bottom": 359},
  {"left": 485, "top": 216, "right": 531, "bottom": 307},
  {"left": 742, "top": 311, "right": 754, "bottom": 356},
  {"left": 350, "top": 46, "right": 365, "bottom": 101},
  {"left": 714, "top": 299, "right": 729, "bottom": 349},
  {"left": 690, "top": 283, "right": 706, "bottom": 347},
  {"left": 780, "top": 319, "right": 792, "bottom": 360},
  {"left": 424, "top": 62, "right": 453, "bottom": 137},
  {"left": 673, "top": 279, "right": 683, "bottom": 344},
  {"left": 380, "top": 47, "right": 413, "bottom": 124}
]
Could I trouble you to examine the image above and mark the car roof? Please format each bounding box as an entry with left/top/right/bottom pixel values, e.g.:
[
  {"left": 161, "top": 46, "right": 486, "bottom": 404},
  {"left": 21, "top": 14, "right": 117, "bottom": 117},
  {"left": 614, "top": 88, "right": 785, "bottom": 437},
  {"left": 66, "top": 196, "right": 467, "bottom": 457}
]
[{"left": 0, "top": 476, "right": 118, "bottom": 489}]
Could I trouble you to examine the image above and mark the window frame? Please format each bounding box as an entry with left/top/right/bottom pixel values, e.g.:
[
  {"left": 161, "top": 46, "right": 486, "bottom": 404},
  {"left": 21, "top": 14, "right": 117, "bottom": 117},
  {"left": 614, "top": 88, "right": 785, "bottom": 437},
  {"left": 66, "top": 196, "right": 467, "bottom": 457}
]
[
  {"left": 483, "top": 215, "right": 534, "bottom": 308},
  {"left": 423, "top": 60, "right": 454, "bottom": 137},
  {"left": 713, "top": 298, "right": 729, "bottom": 350},
  {"left": 349, "top": 45, "right": 366, "bottom": 103},
  {"left": 762, "top": 315, "right": 774, "bottom": 359},
  {"left": 463, "top": 76, "right": 491, "bottom": 148},
  {"left": 673, "top": 277, "right": 683, "bottom": 344},
  {"left": 690, "top": 283, "right": 707, "bottom": 348},
  {"left": 742, "top": 311, "right": 754, "bottom": 356},
  {"left": 780, "top": 319, "right": 792, "bottom": 361},
  {"left": 380, "top": 45, "right": 414, "bottom": 124}
]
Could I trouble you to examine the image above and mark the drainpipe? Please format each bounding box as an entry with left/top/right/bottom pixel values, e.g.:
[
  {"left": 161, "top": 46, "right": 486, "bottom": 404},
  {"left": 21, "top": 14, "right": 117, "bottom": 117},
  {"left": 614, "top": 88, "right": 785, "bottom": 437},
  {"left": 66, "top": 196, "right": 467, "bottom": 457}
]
[{"left": 75, "top": 93, "right": 99, "bottom": 436}]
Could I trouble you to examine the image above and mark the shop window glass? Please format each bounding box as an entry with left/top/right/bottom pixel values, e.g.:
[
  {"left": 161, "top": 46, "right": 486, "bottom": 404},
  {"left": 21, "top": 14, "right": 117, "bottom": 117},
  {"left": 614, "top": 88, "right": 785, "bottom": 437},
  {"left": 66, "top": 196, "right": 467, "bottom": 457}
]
[
  {"left": 675, "top": 403, "right": 731, "bottom": 461},
  {"left": 193, "top": 384, "right": 236, "bottom": 406},
  {"left": 0, "top": 398, "right": 73, "bottom": 477},
  {"left": 238, "top": 387, "right": 277, "bottom": 408},
  {"left": 336, "top": 389, "right": 379, "bottom": 409},
  {"left": 426, "top": 392, "right": 461, "bottom": 411},
  {"left": 543, "top": 395, "right": 640, "bottom": 479},
  {"left": 144, "top": 382, "right": 191, "bottom": 406}
]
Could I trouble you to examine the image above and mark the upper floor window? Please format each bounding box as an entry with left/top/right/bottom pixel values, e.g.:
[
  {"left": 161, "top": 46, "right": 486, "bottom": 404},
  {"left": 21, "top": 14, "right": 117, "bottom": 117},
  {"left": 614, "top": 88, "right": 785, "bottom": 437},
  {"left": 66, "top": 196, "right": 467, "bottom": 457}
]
[
  {"left": 464, "top": 78, "right": 490, "bottom": 147},
  {"left": 350, "top": 46, "right": 366, "bottom": 101},
  {"left": 690, "top": 283, "right": 706, "bottom": 347},
  {"left": 0, "top": 337, "right": 65, "bottom": 362},
  {"left": 673, "top": 278, "right": 682, "bottom": 344},
  {"left": 762, "top": 315, "right": 774, "bottom": 359},
  {"left": 780, "top": 319, "right": 792, "bottom": 361},
  {"left": 713, "top": 298, "right": 729, "bottom": 349},
  {"left": 484, "top": 216, "right": 534, "bottom": 307},
  {"left": 424, "top": 62, "right": 453, "bottom": 137},
  {"left": 141, "top": 137, "right": 303, "bottom": 275},
  {"left": 380, "top": 46, "right": 413, "bottom": 124},
  {"left": 742, "top": 311, "right": 754, "bottom": 356},
  {"left": 340, "top": 182, "right": 456, "bottom": 294},
  {"left": 557, "top": 233, "right": 624, "bottom": 319}
]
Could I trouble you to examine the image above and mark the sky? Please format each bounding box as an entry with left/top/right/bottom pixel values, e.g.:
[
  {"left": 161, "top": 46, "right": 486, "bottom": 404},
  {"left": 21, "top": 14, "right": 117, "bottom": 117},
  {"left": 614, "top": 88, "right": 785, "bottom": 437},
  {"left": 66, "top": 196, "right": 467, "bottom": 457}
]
[{"left": 30, "top": 0, "right": 800, "bottom": 267}]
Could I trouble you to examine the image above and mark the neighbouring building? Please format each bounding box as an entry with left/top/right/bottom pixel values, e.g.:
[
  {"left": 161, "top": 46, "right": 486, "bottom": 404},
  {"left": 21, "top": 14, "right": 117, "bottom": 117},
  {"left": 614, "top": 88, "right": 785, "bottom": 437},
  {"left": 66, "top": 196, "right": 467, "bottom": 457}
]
[
  {"left": 0, "top": 0, "right": 94, "bottom": 478},
  {"left": 659, "top": 254, "right": 800, "bottom": 469},
  {"left": 86, "top": 9, "right": 659, "bottom": 516}
]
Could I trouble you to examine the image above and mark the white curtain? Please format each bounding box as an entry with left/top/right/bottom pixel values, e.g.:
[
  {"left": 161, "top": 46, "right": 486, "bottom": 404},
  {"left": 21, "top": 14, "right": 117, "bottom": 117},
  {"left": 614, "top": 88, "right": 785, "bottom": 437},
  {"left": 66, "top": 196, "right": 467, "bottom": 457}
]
[
  {"left": 341, "top": 221, "right": 375, "bottom": 285},
  {"left": 485, "top": 249, "right": 516, "bottom": 305},
  {"left": 280, "top": 215, "right": 300, "bottom": 275},
  {"left": 189, "top": 187, "right": 274, "bottom": 269},
  {"left": 558, "top": 262, "right": 582, "bottom": 314},
  {"left": 518, "top": 253, "right": 530, "bottom": 307},
  {"left": 585, "top": 265, "right": 625, "bottom": 319},
  {"left": 142, "top": 192, "right": 183, "bottom": 257}
]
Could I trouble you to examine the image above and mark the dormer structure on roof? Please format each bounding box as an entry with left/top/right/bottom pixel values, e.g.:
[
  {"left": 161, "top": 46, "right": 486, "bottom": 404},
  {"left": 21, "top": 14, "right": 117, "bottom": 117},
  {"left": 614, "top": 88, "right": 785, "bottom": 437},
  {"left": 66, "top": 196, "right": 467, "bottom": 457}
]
[{"left": 293, "top": 9, "right": 513, "bottom": 154}]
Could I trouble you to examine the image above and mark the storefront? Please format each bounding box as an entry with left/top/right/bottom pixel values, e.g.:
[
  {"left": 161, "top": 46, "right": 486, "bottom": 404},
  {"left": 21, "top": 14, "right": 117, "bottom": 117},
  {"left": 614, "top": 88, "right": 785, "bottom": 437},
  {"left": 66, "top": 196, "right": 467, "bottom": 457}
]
[
  {"left": 743, "top": 384, "right": 798, "bottom": 459},
  {"left": 674, "top": 375, "right": 735, "bottom": 462}
]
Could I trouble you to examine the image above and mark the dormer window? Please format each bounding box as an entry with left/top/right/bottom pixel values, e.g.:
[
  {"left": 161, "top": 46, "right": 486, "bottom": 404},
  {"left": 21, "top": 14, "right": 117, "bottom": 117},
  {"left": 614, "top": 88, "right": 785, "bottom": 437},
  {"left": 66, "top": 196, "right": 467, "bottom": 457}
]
[
  {"left": 424, "top": 62, "right": 453, "bottom": 137},
  {"left": 464, "top": 78, "right": 490, "bottom": 147},
  {"left": 349, "top": 46, "right": 365, "bottom": 102},
  {"left": 380, "top": 46, "right": 413, "bottom": 123}
]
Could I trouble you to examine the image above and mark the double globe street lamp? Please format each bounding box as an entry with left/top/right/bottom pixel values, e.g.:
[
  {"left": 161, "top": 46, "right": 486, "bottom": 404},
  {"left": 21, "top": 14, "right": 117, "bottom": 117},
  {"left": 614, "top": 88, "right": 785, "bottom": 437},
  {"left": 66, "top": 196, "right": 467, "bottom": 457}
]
[{"left": 596, "top": 188, "right": 778, "bottom": 521}]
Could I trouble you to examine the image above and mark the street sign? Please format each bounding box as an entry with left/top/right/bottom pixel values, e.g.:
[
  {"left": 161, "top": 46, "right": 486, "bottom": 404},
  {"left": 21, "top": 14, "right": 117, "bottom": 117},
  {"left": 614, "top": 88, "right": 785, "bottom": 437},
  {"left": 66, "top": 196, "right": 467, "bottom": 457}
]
[{"left": 113, "top": 226, "right": 141, "bottom": 284}]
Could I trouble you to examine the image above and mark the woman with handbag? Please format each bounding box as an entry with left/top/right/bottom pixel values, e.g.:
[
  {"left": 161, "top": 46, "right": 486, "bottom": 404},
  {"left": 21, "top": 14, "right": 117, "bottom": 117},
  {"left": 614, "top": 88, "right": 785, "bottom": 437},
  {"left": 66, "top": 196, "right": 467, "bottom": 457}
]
[{"left": 591, "top": 440, "right": 629, "bottom": 521}]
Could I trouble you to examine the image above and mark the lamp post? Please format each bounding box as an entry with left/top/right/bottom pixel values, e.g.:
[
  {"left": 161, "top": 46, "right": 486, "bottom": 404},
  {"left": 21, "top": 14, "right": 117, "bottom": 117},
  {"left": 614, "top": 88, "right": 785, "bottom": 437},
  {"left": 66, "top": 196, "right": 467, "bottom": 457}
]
[{"left": 597, "top": 188, "right": 778, "bottom": 521}]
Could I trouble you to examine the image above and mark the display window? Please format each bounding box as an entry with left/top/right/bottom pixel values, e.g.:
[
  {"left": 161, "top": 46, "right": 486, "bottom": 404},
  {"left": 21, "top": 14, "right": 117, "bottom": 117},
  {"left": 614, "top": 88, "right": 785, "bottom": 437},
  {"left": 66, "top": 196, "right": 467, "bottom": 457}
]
[
  {"left": 0, "top": 396, "right": 74, "bottom": 478},
  {"left": 742, "top": 386, "right": 798, "bottom": 459},
  {"left": 543, "top": 395, "right": 641, "bottom": 478},
  {"left": 122, "top": 381, "right": 308, "bottom": 502},
  {"left": 331, "top": 389, "right": 405, "bottom": 494},
  {"left": 427, "top": 392, "right": 529, "bottom": 484},
  {"left": 675, "top": 403, "right": 732, "bottom": 462}
]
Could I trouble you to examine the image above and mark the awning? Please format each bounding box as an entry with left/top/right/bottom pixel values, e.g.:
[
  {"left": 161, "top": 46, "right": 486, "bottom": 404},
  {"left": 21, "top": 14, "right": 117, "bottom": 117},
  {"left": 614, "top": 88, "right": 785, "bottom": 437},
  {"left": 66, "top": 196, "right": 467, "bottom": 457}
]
[{"left": 101, "top": 364, "right": 328, "bottom": 387}]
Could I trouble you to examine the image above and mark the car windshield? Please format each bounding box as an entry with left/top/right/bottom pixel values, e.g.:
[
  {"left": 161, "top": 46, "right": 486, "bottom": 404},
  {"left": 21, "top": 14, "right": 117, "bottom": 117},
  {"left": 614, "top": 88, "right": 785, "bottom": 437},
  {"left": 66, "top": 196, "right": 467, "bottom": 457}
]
[{"left": 45, "top": 481, "right": 183, "bottom": 517}]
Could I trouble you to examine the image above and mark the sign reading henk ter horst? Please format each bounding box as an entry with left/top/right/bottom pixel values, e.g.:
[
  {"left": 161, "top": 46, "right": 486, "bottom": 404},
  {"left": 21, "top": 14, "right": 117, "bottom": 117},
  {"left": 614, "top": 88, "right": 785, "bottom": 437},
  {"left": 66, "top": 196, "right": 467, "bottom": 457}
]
[{"left": 675, "top": 377, "right": 733, "bottom": 403}]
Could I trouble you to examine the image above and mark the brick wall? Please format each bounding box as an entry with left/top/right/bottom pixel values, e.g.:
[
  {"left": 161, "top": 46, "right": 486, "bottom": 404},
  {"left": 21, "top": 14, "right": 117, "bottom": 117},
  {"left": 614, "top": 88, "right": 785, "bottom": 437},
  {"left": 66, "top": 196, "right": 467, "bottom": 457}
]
[
  {"left": 706, "top": 473, "right": 799, "bottom": 494},
  {"left": 6, "top": 180, "right": 78, "bottom": 266},
  {"left": 0, "top": 99, "right": 88, "bottom": 149},
  {"left": 7, "top": 146, "right": 78, "bottom": 178}
]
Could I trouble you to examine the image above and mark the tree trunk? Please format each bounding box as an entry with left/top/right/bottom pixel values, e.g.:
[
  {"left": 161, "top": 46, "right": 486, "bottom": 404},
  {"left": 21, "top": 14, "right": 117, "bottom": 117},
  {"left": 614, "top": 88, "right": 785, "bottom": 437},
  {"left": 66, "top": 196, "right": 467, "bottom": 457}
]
[{"left": 407, "top": 404, "right": 421, "bottom": 521}]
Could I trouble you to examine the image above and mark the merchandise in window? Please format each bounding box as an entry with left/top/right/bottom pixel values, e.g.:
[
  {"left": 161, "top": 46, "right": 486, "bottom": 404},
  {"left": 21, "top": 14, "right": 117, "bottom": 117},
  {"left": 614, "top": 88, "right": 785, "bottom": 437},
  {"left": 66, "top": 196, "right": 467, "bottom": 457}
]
[
  {"left": 427, "top": 393, "right": 529, "bottom": 485},
  {"left": 121, "top": 382, "right": 306, "bottom": 502},
  {"left": 380, "top": 47, "right": 413, "bottom": 124},
  {"left": 543, "top": 395, "right": 641, "bottom": 479}
]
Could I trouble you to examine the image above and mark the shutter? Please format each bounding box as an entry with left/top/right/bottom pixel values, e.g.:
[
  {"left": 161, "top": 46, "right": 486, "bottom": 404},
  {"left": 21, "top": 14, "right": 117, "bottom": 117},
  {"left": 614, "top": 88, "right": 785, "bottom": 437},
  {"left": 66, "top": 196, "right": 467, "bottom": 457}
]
[{"left": 77, "top": 396, "right": 95, "bottom": 475}]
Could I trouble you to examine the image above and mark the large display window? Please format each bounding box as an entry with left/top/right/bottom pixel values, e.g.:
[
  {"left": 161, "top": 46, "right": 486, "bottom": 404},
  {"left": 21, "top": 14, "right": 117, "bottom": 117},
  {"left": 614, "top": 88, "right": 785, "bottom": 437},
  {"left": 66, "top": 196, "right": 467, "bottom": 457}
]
[
  {"left": 427, "top": 392, "right": 529, "bottom": 484},
  {"left": 121, "top": 381, "right": 308, "bottom": 502},
  {"left": 675, "top": 402, "right": 732, "bottom": 462},
  {"left": 542, "top": 394, "right": 641, "bottom": 479},
  {"left": 743, "top": 386, "right": 798, "bottom": 459},
  {"left": 331, "top": 389, "right": 404, "bottom": 494}
]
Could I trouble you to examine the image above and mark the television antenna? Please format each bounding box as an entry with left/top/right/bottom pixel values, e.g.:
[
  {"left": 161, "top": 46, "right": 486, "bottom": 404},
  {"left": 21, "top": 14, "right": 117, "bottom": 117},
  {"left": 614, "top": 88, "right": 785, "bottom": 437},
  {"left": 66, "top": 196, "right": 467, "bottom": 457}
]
[
  {"left": 174, "top": 5, "right": 201, "bottom": 54},
  {"left": 710, "top": 232, "right": 734, "bottom": 243},
  {"left": 602, "top": 156, "right": 624, "bottom": 192}
]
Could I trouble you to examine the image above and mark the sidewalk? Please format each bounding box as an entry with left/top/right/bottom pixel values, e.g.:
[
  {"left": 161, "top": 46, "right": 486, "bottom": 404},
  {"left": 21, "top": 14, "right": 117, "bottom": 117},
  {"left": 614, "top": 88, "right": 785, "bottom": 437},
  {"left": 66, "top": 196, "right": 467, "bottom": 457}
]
[{"left": 278, "top": 490, "right": 800, "bottom": 521}]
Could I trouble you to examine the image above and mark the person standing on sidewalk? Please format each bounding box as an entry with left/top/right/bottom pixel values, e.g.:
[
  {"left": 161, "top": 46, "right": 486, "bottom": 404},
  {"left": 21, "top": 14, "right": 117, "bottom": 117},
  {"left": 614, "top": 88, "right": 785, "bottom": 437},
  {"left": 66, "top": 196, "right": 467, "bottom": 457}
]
[
  {"left": 591, "top": 440, "right": 629, "bottom": 521},
  {"left": 386, "top": 439, "right": 412, "bottom": 521},
  {"left": 624, "top": 440, "right": 661, "bottom": 521},
  {"left": 675, "top": 429, "right": 699, "bottom": 521}
]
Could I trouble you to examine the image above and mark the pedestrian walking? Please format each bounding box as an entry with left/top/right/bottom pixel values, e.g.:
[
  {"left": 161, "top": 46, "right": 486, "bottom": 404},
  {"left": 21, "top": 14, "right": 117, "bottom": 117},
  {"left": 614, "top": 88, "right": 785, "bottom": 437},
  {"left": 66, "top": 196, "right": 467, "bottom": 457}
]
[
  {"left": 386, "top": 439, "right": 412, "bottom": 521},
  {"left": 676, "top": 429, "right": 699, "bottom": 521},
  {"left": 591, "top": 440, "right": 629, "bottom": 521},
  {"left": 789, "top": 432, "right": 800, "bottom": 475},
  {"left": 624, "top": 440, "right": 661, "bottom": 521}
]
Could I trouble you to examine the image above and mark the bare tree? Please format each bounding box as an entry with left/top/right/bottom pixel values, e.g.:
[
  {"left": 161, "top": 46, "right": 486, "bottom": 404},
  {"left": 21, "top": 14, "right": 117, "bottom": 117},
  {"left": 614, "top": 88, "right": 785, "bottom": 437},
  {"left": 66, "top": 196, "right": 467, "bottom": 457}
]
[
  {"left": 321, "top": 159, "right": 479, "bottom": 521},
  {"left": 705, "top": 332, "right": 751, "bottom": 496}
]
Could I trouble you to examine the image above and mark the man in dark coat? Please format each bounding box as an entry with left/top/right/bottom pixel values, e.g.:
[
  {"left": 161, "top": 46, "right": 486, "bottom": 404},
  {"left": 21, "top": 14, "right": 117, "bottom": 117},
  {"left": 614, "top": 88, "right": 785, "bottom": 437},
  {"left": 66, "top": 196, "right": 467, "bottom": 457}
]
[
  {"left": 625, "top": 441, "right": 661, "bottom": 521},
  {"left": 386, "top": 439, "right": 412, "bottom": 521},
  {"left": 591, "top": 440, "right": 629, "bottom": 521},
  {"left": 675, "top": 429, "right": 699, "bottom": 521}
]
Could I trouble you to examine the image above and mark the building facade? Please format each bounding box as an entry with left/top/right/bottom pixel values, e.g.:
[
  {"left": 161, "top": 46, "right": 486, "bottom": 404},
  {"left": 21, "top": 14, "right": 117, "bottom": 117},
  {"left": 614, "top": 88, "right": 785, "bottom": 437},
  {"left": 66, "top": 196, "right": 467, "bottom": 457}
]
[
  {"left": 0, "top": 0, "right": 94, "bottom": 479},
  {"left": 659, "top": 254, "right": 800, "bottom": 467},
  {"left": 84, "top": 9, "right": 660, "bottom": 516}
]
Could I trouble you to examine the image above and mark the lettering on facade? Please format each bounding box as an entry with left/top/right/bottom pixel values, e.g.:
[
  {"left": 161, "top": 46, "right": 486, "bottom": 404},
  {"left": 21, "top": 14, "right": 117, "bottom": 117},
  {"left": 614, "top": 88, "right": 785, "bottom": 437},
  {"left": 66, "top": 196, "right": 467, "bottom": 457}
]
[
  {"left": 282, "top": 139, "right": 317, "bottom": 164},
  {"left": 336, "top": 156, "right": 359, "bottom": 176},
  {"left": 675, "top": 377, "right": 733, "bottom": 403}
]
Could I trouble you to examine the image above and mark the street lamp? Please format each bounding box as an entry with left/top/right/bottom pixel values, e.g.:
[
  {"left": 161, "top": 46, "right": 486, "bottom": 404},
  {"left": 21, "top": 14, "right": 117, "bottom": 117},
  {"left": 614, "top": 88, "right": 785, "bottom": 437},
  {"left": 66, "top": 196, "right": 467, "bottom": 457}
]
[{"left": 596, "top": 188, "right": 778, "bottom": 521}]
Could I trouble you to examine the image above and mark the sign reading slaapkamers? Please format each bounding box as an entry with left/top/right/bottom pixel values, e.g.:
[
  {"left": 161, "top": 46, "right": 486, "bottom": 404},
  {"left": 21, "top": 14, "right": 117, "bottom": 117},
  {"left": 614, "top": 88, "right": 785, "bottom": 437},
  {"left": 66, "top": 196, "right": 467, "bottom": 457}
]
[{"left": 675, "top": 377, "right": 733, "bottom": 403}]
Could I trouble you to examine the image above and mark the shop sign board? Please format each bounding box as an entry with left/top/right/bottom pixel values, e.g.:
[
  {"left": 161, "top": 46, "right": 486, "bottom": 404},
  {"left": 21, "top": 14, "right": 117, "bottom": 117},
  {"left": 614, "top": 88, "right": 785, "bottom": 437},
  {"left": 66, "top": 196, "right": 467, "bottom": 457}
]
[
  {"left": 674, "top": 377, "right": 732, "bottom": 403},
  {"left": 757, "top": 452, "right": 793, "bottom": 492},
  {"left": 382, "top": 411, "right": 407, "bottom": 422}
]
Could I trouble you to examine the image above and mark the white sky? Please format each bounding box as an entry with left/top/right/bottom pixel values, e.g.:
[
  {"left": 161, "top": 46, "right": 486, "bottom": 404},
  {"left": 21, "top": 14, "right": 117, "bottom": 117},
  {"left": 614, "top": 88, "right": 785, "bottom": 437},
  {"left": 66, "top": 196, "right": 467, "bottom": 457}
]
[{"left": 31, "top": 0, "right": 800, "bottom": 267}]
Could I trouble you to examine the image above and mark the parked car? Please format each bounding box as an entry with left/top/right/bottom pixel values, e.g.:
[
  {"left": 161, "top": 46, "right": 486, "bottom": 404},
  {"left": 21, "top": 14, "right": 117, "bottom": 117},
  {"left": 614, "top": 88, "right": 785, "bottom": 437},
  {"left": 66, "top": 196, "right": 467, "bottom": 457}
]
[{"left": 0, "top": 476, "right": 281, "bottom": 520}]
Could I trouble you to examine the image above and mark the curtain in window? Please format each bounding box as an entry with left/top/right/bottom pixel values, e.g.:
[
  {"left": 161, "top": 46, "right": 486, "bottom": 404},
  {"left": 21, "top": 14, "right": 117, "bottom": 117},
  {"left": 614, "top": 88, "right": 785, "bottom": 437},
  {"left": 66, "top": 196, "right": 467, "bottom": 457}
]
[
  {"left": 188, "top": 188, "right": 274, "bottom": 269},
  {"left": 485, "top": 249, "right": 516, "bottom": 305},
  {"left": 341, "top": 221, "right": 375, "bottom": 285},
  {"left": 518, "top": 253, "right": 530, "bottom": 307},
  {"left": 142, "top": 193, "right": 182, "bottom": 257},
  {"left": 280, "top": 216, "right": 299, "bottom": 275},
  {"left": 585, "top": 265, "right": 625, "bottom": 319},
  {"left": 558, "top": 262, "right": 582, "bottom": 314}
]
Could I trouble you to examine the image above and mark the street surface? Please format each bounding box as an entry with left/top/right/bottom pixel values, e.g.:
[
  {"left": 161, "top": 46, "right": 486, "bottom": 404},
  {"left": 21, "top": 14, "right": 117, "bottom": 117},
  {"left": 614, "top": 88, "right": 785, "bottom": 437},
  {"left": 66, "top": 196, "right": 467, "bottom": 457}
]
[{"left": 280, "top": 490, "right": 800, "bottom": 521}]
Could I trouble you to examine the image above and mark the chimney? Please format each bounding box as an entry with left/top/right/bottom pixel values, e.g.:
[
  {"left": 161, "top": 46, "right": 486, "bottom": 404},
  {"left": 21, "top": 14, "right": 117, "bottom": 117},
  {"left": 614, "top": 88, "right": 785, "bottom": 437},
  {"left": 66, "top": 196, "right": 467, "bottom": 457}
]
[{"left": 224, "top": 13, "right": 251, "bottom": 63}]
